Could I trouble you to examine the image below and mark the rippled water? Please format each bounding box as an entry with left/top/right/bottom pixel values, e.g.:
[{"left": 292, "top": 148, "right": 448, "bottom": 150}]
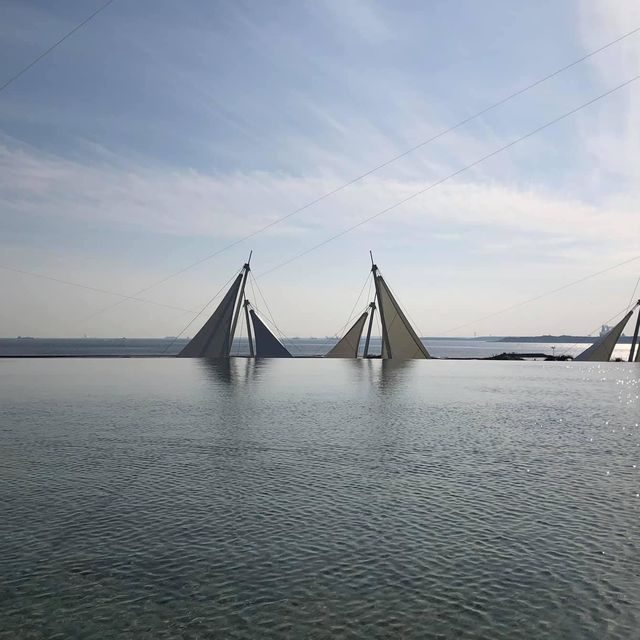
[{"left": 1, "top": 358, "right": 639, "bottom": 639}]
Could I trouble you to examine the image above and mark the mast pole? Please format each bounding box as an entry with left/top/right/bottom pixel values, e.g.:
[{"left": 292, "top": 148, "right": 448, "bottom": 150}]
[
  {"left": 363, "top": 301, "right": 376, "bottom": 358},
  {"left": 226, "top": 256, "right": 251, "bottom": 357},
  {"left": 628, "top": 300, "right": 640, "bottom": 362},
  {"left": 244, "top": 299, "right": 255, "bottom": 357},
  {"left": 372, "top": 263, "right": 392, "bottom": 358}
]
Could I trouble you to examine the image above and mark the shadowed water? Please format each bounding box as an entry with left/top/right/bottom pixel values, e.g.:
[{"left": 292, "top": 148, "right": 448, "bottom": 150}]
[{"left": 1, "top": 358, "right": 639, "bottom": 639}]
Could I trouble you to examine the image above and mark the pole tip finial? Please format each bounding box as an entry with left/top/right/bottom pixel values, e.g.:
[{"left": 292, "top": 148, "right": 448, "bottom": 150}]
[{"left": 369, "top": 250, "right": 377, "bottom": 272}]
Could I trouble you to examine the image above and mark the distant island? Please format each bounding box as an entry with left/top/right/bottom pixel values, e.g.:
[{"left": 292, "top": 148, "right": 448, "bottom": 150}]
[{"left": 499, "top": 335, "right": 633, "bottom": 344}]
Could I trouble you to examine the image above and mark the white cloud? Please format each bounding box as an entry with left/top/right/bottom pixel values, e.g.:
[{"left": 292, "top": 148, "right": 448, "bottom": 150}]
[
  {"left": 319, "top": 0, "right": 393, "bottom": 42},
  {"left": 577, "top": 0, "right": 640, "bottom": 183},
  {"left": 2, "top": 132, "right": 637, "bottom": 338},
  {"left": 1, "top": 139, "right": 636, "bottom": 251}
]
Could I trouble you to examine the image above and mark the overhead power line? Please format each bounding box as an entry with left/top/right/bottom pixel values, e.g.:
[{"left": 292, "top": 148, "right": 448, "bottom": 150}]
[
  {"left": 1, "top": 0, "right": 117, "bottom": 95},
  {"left": 256, "top": 73, "right": 640, "bottom": 278},
  {"left": 75, "top": 24, "right": 640, "bottom": 319}
]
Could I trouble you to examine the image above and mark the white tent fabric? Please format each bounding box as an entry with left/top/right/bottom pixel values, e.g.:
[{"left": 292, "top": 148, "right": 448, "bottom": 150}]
[
  {"left": 326, "top": 311, "right": 368, "bottom": 358},
  {"left": 179, "top": 273, "right": 243, "bottom": 358},
  {"left": 574, "top": 310, "right": 633, "bottom": 362},
  {"left": 376, "top": 274, "right": 430, "bottom": 359}
]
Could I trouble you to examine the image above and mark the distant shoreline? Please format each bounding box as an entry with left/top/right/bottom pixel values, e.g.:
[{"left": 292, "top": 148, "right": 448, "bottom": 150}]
[
  {"left": 498, "top": 335, "right": 633, "bottom": 344},
  {"left": 1, "top": 336, "right": 630, "bottom": 343}
]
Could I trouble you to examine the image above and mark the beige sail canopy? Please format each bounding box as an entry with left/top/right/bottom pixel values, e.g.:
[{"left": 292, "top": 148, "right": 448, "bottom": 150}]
[
  {"left": 326, "top": 311, "right": 368, "bottom": 358},
  {"left": 375, "top": 268, "right": 430, "bottom": 360},
  {"left": 574, "top": 310, "right": 633, "bottom": 362},
  {"left": 328, "top": 258, "right": 430, "bottom": 360}
]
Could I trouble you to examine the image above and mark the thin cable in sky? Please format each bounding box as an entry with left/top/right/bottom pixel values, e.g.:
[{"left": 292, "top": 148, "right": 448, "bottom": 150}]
[
  {"left": 0, "top": 264, "right": 195, "bottom": 314},
  {"left": 77, "top": 24, "right": 640, "bottom": 319},
  {"left": 256, "top": 73, "right": 640, "bottom": 279},
  {"left": 160, "top": 270, "right": 240, "bottom": 354},
  {"left": 0, "top": 0, "right": 117, "bottom": 94},
  {"left": 437, "top": 255, "right": 640, "bottom": 336},
  {"left": 331, "top": 270, "right": 372, "bottom": 338},
  {"left": 626, "top": 275, "right": 640, "bottom": 308}
]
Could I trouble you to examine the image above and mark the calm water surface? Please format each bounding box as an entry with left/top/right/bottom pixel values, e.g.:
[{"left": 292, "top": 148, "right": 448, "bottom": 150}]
[{"left": 1, "top": 358, "right": 639, "bottom": 639}]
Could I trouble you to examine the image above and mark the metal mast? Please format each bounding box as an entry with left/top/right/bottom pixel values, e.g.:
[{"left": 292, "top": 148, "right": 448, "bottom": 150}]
[
  {"left": 372, "top": 259, "right": 391, "bottom": 358},
  {"left": 362, "top": 301, "right": 376, "bottom": 358},
  {"left": 244, "top": 299, "right": 255, "bottom": 357},
  {"left": 628, "top": 300, "right": 640, "bottom": 362},
  {"left": 226, "top": 251, "right": 252, "bottom": 357}
]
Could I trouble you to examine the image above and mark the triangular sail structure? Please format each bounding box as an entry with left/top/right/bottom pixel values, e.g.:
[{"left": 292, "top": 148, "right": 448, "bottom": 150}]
[
  {"left": 249, "top": 309, "right": 292, "bottom": 358},
  {"left": 326, "top": 311, "right": 368, "bottom": 358},
  {"left": 178, "top": 256, "right": 292, "bottom": 359},
  {"left": 574, "top": 310, "right": 633, "bottom": 362},
  {"left": 329, "top": 259, "right": 431, "bottom": 360},
  {"left": 179, "top": 272, "right": 245, "bottom": 358},
  {"left": 375, "top": 268, "right": 430, "bottom": 359}
]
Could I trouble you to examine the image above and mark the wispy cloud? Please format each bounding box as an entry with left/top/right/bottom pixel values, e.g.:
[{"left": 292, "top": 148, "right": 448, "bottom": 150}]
[{"left": 1, "top": 136, "right": 636, "bottom": 249}]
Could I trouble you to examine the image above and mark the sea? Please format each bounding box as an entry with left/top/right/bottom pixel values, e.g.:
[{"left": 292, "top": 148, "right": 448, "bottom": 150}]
[
  {"left": 1, "top": 354, "right": 639, "bottom": 638},
  {"left": 0, "top": 336, "right": 633, "bottom": 360}
]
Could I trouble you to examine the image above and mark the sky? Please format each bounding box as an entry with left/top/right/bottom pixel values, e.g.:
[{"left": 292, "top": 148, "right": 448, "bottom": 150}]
[{"left": 0, "top": 0, "right": 639, "bottom": 338}]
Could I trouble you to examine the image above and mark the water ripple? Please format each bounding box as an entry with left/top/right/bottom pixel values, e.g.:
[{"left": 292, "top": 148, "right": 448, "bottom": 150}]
[{"left": 1, "top": 359, "right": 638, "bottom": 639}]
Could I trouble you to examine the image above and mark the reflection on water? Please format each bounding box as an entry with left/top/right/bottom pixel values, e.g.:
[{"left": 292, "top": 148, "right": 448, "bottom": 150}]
[
  {"left": 199, "top": 356, "right": 256, "bottom": 386},
  {"left": 200, "top": 356, "right": 235, "bottom": 384},
  {"left": 1, "top": 358, "right": 639, "bottom": 639},
  {"left": 377, "top": 358, "right": 415, "bottom": 391}
]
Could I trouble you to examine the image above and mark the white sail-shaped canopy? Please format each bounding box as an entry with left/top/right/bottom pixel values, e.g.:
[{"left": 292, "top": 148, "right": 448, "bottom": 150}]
[
  {"left": 179, "top": 269, "right": 246, "bottom": 358},
  {"left": 376, "top": 271, "right": 430, "bottom": 359},
  {"left": 326, "top": 311, "right": 368, "bottom": 358},
  {"left": 574, "top": 310, "right": 633, "bottom": 362}
]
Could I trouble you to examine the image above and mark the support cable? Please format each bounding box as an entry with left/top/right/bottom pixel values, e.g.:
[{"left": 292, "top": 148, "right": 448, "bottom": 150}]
[
  {"left": 257, "top": 74, "right": 640, "bottom": 280},
  {"left": 438, "top": 255, "right": 640, "bottom": 336},
  {"left": 60, "top": 26, "right": 640, "bottom": 322},
  {"left": 248, "top": 272, "right": 301, "bottom": 354},
  {"left": 160, "top": 270, "right": 239, "bottom": 354},
  {"left": 332, "top": 271, "right": 372, "bottom": 339},
  {"left": 559, "top": 302, "right": 638, "bottom": 359},
  {"left": 0, "top": 263, "right": 195, "bottom": 314},
  {"left": 626, "top": 275, "right": 640, "bottom": 310},
  {"left": 1, "top": 0, "right": 117, "bottom": 94},
  {"left": 375, "top": 265, "right": 427, "bottom": 339}
]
